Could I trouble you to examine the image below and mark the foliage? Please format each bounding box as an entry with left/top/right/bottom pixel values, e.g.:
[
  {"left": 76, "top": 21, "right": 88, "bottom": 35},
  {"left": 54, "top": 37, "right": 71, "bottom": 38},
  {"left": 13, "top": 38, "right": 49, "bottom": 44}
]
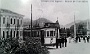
[
  {"left": 70, "top": 23, "right": 87, "bottom": 36},
  {"left": 23, "top": 37, "right": 50, "bottom": 54},
  {"left": 0, "top": 38, "right": 19, "bottom": 54},
  {"left": 66, "top": 28, "right": 71, "bottom": 37},
  {"left": 0, "top": 37, "right": 49, "bottom": 54}
]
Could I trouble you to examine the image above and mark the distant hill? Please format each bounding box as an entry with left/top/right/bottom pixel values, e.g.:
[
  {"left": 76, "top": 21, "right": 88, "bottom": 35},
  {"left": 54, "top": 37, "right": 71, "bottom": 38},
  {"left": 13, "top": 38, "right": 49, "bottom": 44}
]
[
  {"left": 65, "top": 19, "right": 90, "bottom": 29},
  {"left": 65, "top": 20, "right": 83, "bottom": 28},
  {"left": 23, "top": 18, "right": 31, "bottom": 26},
  {"left": 33, "top": 18, "right": 53, "bottom": 27},
  {"left": 23, "top": 18, "right": 53, "bottom": 27},
  {"left": 60, "top": 25, "right": 64, "bottom": 28}
]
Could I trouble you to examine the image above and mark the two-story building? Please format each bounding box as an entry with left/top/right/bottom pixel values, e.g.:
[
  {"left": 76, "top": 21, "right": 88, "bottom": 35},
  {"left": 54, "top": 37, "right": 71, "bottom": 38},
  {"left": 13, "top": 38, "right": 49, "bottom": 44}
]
[{"left": 0, "top": 9, "right": 24, "bottom": 40}]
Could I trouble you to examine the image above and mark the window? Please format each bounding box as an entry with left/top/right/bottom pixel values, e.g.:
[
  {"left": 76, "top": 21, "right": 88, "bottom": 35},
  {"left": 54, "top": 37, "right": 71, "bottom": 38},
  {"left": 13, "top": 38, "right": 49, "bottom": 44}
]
[
  {"left": 47, "top": 31, "right": 49, "bottom": 37},
  {"left": 3, "top": 17, "right": 5, "bottom": 24},
  {"left": 14, "top": 31, "right": 15, "bottom": 37},
  {"left": 50, "top": 31, "right": 53, "bottom": 36},
  {"left": 10, "top": 30, "right": 12, "bottom": 38},
  {"left": 17, "top": 19, "right": 19, "bottom": 25},
  {"left": 3, "top": 31, "right": 5, "bottom": 38},
  {"left": 11, "top": 18, "right": 12, "bottom": 24},
  {"left": 44, "top": 31, "right": 46, "bottom": 37},
  {"left": 20, "top": 31, "right": 22, "bottom": 36},
  {"left": 7, "top": 31, "right": 9, "bottom": 38},
  {"left": 21, "top": 20, "right": 22, "bottom": 24},
  {"left": 14, "top": 19, "right": 15, "bottom": 24},
  {"left": 54, "top": 31, "right": 55, "bottom": 36}
]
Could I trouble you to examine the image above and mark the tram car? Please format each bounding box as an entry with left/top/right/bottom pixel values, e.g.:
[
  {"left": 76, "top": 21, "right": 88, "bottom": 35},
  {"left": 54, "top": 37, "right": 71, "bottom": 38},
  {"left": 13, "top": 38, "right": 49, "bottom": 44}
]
[
  {"left": 23, "top": 20, "right": 60, "bottom": 46},
  {"left": 40, "top": 22, "right": 60, "bottom": 46},
  {"left": 23, "top": 27, "right": 41, "bottom": 40}
]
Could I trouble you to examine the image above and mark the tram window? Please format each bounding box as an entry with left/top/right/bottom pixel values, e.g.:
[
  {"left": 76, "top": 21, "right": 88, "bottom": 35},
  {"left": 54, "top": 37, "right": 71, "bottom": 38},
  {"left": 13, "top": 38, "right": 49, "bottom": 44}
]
[
  {"left": 44, "top": 31, "right": 46, "bottom": 37},
  {"left": 47, "top": 31, "right": 49, "bottom": 37},
  {"left": 54, "top": 31, "right": 55, "bottom": 36},
  {"left": 50, "top": 31, "right": 53, "bottom": 36},
  {"left": 37, "top": 31, "right": 39, "bottom": 37}
]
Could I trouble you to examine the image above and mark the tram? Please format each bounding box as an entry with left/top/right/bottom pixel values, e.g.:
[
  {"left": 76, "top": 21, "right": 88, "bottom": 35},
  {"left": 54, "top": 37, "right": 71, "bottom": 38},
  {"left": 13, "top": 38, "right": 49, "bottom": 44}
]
[
  {"left": 40, "top": 23, "right": 60, "bottom": 46},
  {"left": 23, "top": 21, "right": 60, "bottom": 46}
]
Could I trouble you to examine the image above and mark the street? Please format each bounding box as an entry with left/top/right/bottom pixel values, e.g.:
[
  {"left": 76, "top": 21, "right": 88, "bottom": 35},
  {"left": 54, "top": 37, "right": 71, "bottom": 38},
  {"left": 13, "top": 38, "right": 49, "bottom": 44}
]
[{"left": 48, "top": 38, "right": 90, "bottom": 54}]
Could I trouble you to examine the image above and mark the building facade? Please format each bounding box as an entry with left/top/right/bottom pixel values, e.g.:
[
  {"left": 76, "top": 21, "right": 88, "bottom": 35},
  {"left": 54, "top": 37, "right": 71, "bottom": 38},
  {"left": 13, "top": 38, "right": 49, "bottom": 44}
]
[{"left": 0, "top": 9, "right": 23, "bottom": 40}]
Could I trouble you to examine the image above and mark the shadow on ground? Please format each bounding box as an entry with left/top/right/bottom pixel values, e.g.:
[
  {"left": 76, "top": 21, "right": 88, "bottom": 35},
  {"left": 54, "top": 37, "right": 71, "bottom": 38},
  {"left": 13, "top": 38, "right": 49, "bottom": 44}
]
[{"left": 47, "top": 47, "right": 57, "bottom": 50}]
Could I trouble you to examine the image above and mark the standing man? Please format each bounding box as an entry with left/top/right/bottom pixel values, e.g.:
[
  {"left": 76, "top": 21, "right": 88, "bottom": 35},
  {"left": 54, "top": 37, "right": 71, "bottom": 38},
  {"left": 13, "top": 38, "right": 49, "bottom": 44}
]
[
  {"left": 56, "top": 39, "right": 59, "bottom": 48},
  {"left": 59, "top": 37, "right": 62, "bottom": 48},
  {"left": 83, "top": 36, "right": 86, "bottom": 43},
  {"left": 87, "top": 36, "right": 89, "bottom": 43},
  {"left": 64, "top": 37, "right": 67, "bottom": 47},
  {"left": 79, "top": 36, "right": 81, "bottom": 42},
  {"left": 75, "top": 36, "right": 78, "bottom": 43},
  {"left": 61, "top": 37, "right": 64, "bottom": 47}
]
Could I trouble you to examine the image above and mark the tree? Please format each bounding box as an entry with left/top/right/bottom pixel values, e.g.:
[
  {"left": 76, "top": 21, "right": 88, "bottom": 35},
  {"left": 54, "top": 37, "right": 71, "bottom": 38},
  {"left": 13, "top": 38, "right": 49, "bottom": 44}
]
[
  {"left": 0, "top": 36, "right": 50, "bottom": 54},
  {"left": 66, "top": 28, "right": 71, "bottom": 37}
]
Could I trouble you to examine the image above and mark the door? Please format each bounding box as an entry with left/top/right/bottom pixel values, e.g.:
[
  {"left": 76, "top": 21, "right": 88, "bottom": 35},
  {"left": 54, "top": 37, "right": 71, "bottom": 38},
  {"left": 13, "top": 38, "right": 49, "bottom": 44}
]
[{"left": 41, "top": 30, "right": 44, "bottom": 45}]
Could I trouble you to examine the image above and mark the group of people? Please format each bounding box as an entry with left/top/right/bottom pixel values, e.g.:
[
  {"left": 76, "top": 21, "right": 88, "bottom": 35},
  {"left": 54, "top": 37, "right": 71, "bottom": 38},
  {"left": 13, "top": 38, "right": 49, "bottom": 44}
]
[
  {"left": 55, "top": 35, "right": 90, "bottom": 48},
  {"left": 75, "top": 36, "right": 90, "bottom": 43},
  {"left": 56, "top": 37, "right": 67, "bottom": 48}
]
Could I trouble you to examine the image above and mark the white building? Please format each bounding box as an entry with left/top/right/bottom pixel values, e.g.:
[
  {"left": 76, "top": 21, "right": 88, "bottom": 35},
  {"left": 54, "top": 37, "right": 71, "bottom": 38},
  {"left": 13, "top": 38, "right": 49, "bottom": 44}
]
[{"left": 0, "top": 9, "right": 23, "bottom": 40}]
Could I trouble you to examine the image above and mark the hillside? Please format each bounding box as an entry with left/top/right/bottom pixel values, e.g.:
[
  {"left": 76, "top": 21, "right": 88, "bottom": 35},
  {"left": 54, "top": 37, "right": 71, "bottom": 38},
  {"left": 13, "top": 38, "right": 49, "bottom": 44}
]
[
  {"left": 33, "top": 18, "right": 53, "bottom": 27},
  {"left": 23, "top": 18, "right": 53, "bottom": 27},
  {"left": 65, "top": 19, "right": 90, "bottom": 29},
  {"left": 65, "top": 20, "right": 86, "bottom": 28}
]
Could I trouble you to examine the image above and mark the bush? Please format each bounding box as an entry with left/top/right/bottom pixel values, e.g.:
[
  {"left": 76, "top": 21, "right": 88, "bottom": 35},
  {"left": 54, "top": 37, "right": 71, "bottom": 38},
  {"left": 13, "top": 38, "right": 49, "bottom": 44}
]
[
  {"left": 0, "top": 37, "right": 49, "bottom": 54},
  {"left": 23, "top": 37, "right": 49, "bottom": 54}
]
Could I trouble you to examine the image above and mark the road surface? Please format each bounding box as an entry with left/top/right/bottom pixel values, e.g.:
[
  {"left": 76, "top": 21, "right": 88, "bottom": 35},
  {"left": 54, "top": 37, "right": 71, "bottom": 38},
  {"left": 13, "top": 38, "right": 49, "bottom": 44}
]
[{"left": 48, "top": 38, "right": 90, "bottom": 54}]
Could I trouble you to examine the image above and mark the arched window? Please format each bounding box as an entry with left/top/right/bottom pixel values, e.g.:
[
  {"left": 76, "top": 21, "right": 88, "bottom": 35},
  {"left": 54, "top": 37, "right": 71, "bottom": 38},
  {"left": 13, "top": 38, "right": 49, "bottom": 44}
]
[
  {"left": 50, "top": 31, "right": 53, "bottom": 36},
  {"left": 10, "top": 30, "right": 12, "bottom": 38},
  {"left": 14, "top": 31, "right": 15, "bottom": 37},
  {"left": 21, "top": 20, "right": 22, "bottom": 25},
  {"left": 17, "top": 19, "right": 19, "bottom": 26},
  {"left": 7, "top": 31, "right": 9, "bottom": 38},
  {"left": 47, "top": 31, "right": 49, "bottom": 37},
  {"left": 3, "top": 17, "right": 5, "bottom": 24},
  {"left": 11, "top": 18, "right": 12, "bottom": 24},
  {"left": 3, "top": 31, "right": 5, "bottom": 38},
  {"left": 14, "top": 19, "right": 15, "bottom": 24}
]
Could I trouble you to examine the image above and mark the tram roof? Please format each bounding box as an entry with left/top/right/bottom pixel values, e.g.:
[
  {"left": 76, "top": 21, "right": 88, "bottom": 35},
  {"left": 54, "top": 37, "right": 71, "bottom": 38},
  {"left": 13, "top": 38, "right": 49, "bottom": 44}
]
[{"left": 23, "top": 22, "right": 60, "bottom": 30}]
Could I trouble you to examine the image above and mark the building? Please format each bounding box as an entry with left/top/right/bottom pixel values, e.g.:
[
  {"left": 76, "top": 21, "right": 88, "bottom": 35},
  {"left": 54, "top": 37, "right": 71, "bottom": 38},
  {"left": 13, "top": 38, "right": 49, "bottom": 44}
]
[{"left": 0, "top": 9, "right": 24, "bottom": 40}]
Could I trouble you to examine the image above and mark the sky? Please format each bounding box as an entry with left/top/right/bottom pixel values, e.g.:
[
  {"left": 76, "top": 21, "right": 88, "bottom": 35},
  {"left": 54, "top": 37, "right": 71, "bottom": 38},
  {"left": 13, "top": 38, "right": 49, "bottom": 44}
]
[{"left": 0, "top": 0, "right": 89, "bottom": 25}]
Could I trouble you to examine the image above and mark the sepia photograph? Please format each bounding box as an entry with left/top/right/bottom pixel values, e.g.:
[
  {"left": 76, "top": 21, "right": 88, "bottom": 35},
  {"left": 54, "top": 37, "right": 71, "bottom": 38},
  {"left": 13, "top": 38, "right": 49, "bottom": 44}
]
[{"left": 0, "top": 0, "right": 90, "bottom": 54}]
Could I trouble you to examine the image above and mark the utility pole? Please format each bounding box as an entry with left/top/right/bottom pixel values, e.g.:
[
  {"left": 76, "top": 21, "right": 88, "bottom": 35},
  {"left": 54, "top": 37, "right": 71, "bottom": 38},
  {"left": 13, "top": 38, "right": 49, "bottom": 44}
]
[
  {"left": 87, "top": 20, "right": 89, "bottom": 36},
  {"left": 74, "top": 13, "right": 76, "bottom": 38},
  {"left": 87, "top": 1, "right": 90, "bottom": 37},
  {"left": 31, "top": 4, "right": 32, "bottom": 37}
]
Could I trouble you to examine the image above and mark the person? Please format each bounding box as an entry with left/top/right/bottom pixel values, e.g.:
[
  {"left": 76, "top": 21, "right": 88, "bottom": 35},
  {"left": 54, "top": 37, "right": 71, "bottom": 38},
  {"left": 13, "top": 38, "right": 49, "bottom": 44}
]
[
  {"left": 83, "top": 36, "right": 86, "bottom": 43},
  {"left": 78, "top": 36, "right": 81, "bottom": 42},
  {"left": 56, "top": 38, "right": 59, "bottom": 48},
  {"left": 64, "top": 37, "right": 67, "bottom": 47},
  {"left": 69, "top": 36, "right": 72, "bottom": 43},
  {"left": 50, "top": 38, "right": 53, "bottom": 44},
  {"left": 59, "top": 37, "right": 62, "bottom": 48},
  {"left": 87, "top": 36, "right": 89, "bottom": 43},
  {"left": 75, "top": 36, "right": 78, "bottom": 43},
  {"left": 61, "top": 37, "right": 64, "bottom": 47}
]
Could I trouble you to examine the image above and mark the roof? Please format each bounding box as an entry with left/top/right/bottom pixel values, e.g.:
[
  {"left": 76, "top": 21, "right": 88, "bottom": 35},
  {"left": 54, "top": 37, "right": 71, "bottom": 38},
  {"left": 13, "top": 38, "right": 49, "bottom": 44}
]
[
  {"left": 0, "top": 9, "right": 24, "bottom": 16},
  {"left": 44, "top": 22, "right": 60, "bottom": 28}
]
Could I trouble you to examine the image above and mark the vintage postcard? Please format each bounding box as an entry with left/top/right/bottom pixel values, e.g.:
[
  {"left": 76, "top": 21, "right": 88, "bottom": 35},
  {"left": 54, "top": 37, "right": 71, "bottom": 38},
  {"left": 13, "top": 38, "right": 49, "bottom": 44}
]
[{"left": 0, "top": 0, "right": 90, "bottom": 54}]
